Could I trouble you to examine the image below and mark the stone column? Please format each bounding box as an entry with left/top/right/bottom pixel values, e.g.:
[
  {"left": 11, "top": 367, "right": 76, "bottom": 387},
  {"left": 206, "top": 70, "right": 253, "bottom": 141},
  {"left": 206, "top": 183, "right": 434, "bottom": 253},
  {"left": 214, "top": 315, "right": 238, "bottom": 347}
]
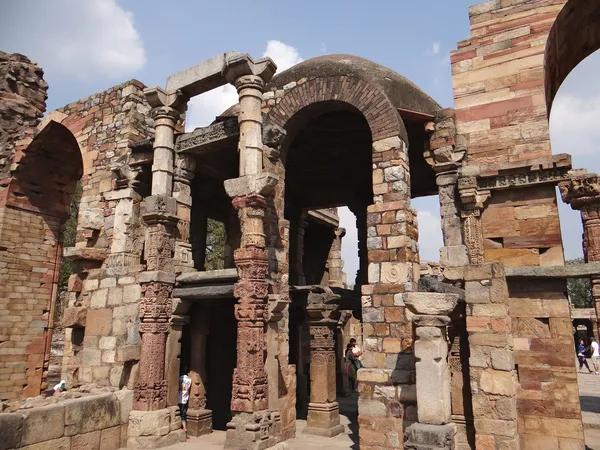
[
  {"left": 303, "top": 293, "right": 344, "bottom": 437},
  {"left": 561, "top": 173, "right": 600, "bottom": 339},
  {"left": 404, "top": 292, "right": 458, "bottom": 450},
  {"left": 328, "top": 228, "right": 346, "bottom": 288},
  {"left": 128, "top": 88, "right": 187, "bottom": 447},
  {"left": 424, "top": 108, "right": 469, "bottom": 268},
  {"left": 222, "top": 54, "right": 279, "bottom": 450},
  {"left": 173, "top": 154, "right": 196, "bottom": 271},
  {"left": 458, "top": 176, "right": 490, "bottom": 265},
  {"left": 187, "top": 307, "right": 212, "bottom": 437},
  {"left": 166, "top": 311, "right": 188, "bottom": 407}
]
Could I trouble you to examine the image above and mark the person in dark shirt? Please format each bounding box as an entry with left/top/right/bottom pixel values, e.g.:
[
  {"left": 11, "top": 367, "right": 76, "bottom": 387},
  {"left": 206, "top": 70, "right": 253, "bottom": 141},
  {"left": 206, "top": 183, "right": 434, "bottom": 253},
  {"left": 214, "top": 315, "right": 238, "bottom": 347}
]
[{"left": 577, "top": 339, "right": 592, "bottom": 373}]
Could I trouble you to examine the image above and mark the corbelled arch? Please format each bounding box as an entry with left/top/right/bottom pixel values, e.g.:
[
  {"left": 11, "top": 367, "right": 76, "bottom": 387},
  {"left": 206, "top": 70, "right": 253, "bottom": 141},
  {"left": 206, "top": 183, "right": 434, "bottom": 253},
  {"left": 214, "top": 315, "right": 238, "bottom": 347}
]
[{"left": 265, "top": 74, "right": 407, "bottom": 145}]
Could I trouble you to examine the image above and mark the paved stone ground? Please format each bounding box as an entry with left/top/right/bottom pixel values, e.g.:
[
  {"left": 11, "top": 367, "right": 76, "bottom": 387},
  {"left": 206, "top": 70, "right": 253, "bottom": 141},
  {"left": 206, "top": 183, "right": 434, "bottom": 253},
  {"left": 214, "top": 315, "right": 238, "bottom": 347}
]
[
  {"left": 578, "top": 360, "right": 600, "bottom": 449},
  {"left": 163, "top": 394, "right": 358, "bottom": 450},
  {"left": 160, "top": 369, "right": 600, "bottom": 450}
]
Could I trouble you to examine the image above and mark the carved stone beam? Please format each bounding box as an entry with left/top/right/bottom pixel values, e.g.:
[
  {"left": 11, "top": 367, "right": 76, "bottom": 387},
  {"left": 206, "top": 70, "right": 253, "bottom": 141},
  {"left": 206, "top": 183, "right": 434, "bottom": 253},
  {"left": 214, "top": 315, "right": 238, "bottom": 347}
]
[{"left": 559, "top": 172, "right": 600, "bottom": 210}]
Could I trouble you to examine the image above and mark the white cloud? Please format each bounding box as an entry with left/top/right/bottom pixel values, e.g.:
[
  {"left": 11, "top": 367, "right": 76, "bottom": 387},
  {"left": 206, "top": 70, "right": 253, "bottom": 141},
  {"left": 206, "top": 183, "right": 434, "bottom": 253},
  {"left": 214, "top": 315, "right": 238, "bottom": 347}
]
[
  {"left": 338, "top": 207, "right": 359, "bottom": 286},
  {"left": 186, "top": 40, "right": 303, "bottom": 131},
  {"left": 549, "top": 93, "right": 600, "bottom": 157},
  {"left": 416, "top": 209, "right": 443, "bottom": 262},
  {"left": 263, "top": 40, "right": 304, "bottom": 72},
  {"left": 426, "top": 42, "right": 441, "bottom": 56},
  {"left": 0, "top": 0, "right": 145, "bottom": 80}
]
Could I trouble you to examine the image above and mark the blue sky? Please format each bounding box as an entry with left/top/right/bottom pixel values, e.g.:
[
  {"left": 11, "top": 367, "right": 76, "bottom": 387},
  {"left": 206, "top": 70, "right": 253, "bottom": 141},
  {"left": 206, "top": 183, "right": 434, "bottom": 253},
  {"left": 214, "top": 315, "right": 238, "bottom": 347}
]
[{"left": 2, "top": 0, "right": 599, "bottom": 281}]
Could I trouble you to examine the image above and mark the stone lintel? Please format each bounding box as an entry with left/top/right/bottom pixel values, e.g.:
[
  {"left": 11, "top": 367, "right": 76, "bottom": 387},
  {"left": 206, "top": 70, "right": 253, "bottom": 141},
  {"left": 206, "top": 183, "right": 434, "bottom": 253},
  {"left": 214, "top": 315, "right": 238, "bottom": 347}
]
[
  {"left": 224, "top": 173, "right": 279, "bottom": 198},
  {"left": 139, "top": 271, "right": 177, "bottom": 284},
  {"left": 63, "top": 246, "right": 107, "bottom": 262},
  {"left": 571, "top": 308, "right": 597, "bottom": 320},
  {"left": 103, "top": 188, "right": 141, "bottom": 202},
  {"left": 173, "top": 284, "right": 235, "bottom": 300},
  {"left": 166, "top": 52, "right": 242, "bottom": 98},
  {"left": 405, "top": 292, "right": 459, "bottom": 316},
  {"left": 504, "top": 262, "right": 600, "bottom": 279},
  {"left": 307, "top": 208, "right": 340, "bottom": 227},
  {"left": 177, "top": 268, "right": 238, "bottom": 285},
  {"left": 477, "top": 153, "right": 572, "bottom": 178},
  {"left": 176, "top": 118, "right": 239, "bottom": 155}
]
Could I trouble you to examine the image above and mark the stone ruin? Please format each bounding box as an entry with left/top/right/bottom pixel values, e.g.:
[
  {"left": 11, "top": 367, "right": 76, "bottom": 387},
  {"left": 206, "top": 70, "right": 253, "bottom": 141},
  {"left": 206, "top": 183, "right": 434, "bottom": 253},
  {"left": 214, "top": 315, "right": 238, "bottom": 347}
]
[{"left": 1, "top": 0, "right": 600, "bottom": 449}]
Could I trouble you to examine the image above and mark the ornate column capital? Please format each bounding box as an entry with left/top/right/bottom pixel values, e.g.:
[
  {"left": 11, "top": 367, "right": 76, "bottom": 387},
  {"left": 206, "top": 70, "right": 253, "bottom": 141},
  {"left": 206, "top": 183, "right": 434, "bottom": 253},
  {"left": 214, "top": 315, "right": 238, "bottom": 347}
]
[
  {"left": 144, "top": 86, "right": 189, "bottom": 118},
  {"left": 424, "top": 145, "right": 466, "bottom": 176},
  {"left": 559, "top": 172, "right": 600, "bottom": 210},
  {"left": 223, "top": 53, "right": 277, "bottom": 85},
  {"left": 458, "top": 176, "right": 491, "bottom": 211}
]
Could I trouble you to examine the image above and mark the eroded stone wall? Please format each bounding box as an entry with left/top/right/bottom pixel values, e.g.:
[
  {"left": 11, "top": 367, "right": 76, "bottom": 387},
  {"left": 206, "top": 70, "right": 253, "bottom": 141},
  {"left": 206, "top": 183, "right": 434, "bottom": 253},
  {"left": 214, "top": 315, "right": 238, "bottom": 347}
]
[{"left": 453, "top": 1, "right": 584, "bottom": 449}]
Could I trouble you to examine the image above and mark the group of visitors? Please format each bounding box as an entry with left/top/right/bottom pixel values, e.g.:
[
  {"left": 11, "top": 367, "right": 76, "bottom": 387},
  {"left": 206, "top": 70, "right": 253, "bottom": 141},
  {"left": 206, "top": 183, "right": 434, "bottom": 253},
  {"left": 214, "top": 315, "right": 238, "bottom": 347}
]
[{"left": 577, "top": 337, "right": 600, "bottom": 374}]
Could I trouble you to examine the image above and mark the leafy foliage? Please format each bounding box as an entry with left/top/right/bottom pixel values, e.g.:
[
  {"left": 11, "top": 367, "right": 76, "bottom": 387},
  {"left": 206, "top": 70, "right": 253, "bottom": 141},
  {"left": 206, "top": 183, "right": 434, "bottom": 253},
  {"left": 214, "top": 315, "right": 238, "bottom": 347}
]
[
  {"left": 58, "top": 181, "right": 82, "bottom": 290},
  {"left": 205, "top": 218, "right": 225, "bottom": 270},
  {"left": 566, "top": 258, "right": 593, "bottom": 308}
]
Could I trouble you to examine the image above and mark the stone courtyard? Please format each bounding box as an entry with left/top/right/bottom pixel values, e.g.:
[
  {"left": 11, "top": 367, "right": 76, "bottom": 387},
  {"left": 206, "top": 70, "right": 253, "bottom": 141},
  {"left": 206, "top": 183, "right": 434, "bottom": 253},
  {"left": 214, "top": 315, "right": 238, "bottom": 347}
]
[{"left": 2, "top": 0, "right": 600, "bottom": 449}]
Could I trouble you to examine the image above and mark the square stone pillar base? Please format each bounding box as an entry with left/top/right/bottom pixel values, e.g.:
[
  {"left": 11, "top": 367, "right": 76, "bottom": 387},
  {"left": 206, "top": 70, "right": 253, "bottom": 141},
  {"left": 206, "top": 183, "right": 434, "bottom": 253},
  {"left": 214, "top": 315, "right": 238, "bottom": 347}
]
[
  {"left": 127, "top": 407, "right": 187, "bottom": 448},
  {"left": 303, "top": 402, "right": 345, "bottom": 437},
  {"left": 187, "top": 408, "right": 212, "bottom": 437},
  {"left": 405, "top": 423, "right": 456, "bottom": 450},
  {"left": 224, "top": 410, "right": 278, "bottom": 450}
]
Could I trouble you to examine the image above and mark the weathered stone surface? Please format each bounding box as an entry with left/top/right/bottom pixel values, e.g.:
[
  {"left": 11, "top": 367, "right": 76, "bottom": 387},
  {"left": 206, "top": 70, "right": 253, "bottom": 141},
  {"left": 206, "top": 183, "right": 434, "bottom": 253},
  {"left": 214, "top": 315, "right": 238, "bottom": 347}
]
[
  {"left": 128, "top": 409, "right": 171, "bottom": 437},
  {"left": 0, "top": 413, "right": 22, "bottom": 450},
  {"left": 62, "top": 307, "right": 88, "bottom": 328},
  {"left": 405, "top": 292, "right": 459, "bottom": 315},
  {"left": 71, "top": 430, "right": 101, "bottom": 450},
  {"left": 64, "top": 394, "right": 121, "bottom": 435},
  {"left": 21, "top": 404, "right": 65, "bottom": 446},
  {"left": 404, "top": 423, "right": 456, "bottom": 449},
  {"left": 479, "top": 370, "right": 516, "bottom": 396},
  {"left": 20, "top": 437, "right": 71, "bottom": 450},
  {"left": 505, "top": 262, "right": 600, "bottom": 279}
]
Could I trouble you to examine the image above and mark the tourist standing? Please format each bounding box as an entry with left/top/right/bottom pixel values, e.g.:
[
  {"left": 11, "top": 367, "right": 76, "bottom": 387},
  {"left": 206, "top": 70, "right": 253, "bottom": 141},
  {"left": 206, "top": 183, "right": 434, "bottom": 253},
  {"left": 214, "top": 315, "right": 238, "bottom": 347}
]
[
  {"left": 345, "top": 342, "right": 361, "bottom": 392},
  {"left": 178, "top": 366, "right": 192, "bottom": 437},
  {"left": 592, "top": 338, "right": 600, "bottom": 375},
  {"left": 577, "top": 339, "right": 592, "bottom": 373}
]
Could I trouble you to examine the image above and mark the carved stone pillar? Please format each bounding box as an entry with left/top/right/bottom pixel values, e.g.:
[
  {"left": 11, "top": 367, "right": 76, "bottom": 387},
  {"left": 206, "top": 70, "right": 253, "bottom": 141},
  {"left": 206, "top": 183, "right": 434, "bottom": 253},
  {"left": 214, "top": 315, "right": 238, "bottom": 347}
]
[
  {"left": 404, "top": 292, "right": 459, "bottom": 450},
  {"left": 303, "top": 293, "right": 344, "bottom": 438},
  {"left": 560, "top": 173, "right": 600, "bottom": 339},
  {"left": 222, "top": 53, "right": 280, "bottom": 450},
  {"left": 166, "top": 312, "right": 188, "bottom": 407},
  {"left": 173, "top": 154, "right": 196, "bottom": 271},
  {"left": 328, "top": 228, "right": 346, "bottom": 288},
  {"left": 458, "top": 177, "right": 491, "bottom": 265},
  {"left": 187, "top": 307, "right": 212, "bottom": 437},
  {"left": 132, "top": 88, "right": 187, "bottom": 413},
  {"left": 424, "top": 113, "right": 468, "bottom": 268},
  {"left": 144, "top": 87, "right": 188, "bottom": 197}
]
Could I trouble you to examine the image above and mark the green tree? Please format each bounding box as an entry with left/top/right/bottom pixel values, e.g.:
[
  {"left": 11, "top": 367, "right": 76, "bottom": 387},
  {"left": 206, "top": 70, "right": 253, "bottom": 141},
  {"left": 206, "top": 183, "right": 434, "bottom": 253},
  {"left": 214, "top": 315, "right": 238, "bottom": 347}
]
[
  {"left": 205, "top": 218, "right": 226, "bottom": 270},
  {"left": 58, "top": 181, "right": 82, "bottom": 290},
  {"left": 566, "top": 257, "right": 593, "bottom": 308}
]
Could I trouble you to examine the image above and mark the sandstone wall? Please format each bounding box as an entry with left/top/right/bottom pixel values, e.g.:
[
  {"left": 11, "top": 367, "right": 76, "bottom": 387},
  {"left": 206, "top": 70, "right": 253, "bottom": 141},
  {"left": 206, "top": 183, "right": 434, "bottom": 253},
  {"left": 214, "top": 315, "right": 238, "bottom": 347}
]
[
  {"left": 0, "top": 51, "right": 154, "bottom": 400},
  {"left": 56, "top": 81, "right": 154, "bottom": 389},
  {"left": 453, "top": 1, "right": 584, "bottom": 448},
  {"left": 0, "top": 52, "right": 54, "bottom": 401},
  {"left": 0, "top": 390, "right": 135, "bottom": 450}
]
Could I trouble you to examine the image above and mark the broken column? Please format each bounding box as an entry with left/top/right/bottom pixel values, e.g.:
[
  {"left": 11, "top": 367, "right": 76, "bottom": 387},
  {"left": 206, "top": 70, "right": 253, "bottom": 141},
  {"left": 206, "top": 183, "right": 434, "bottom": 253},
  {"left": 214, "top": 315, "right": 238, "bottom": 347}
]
[
  {"left": 424, "top": 109, "right": 468, "bottom": 267},
  {"left": 187, "top": 307, "right": 213, "bottom": 437},
  {"left": 303, "top": 292, "right": 344, "bottom": 437},
  {"left": 328, "top": 227, "right": 346, "bottom": 288},
  {"left": 173, "top": 154, "right": 196, "bottom": 271},
  {"left": 404, "top": 292, "right": 458, "bottom": 450},
  {"left": 222, "top": 54, "right": 280, "bottom": 450},
  {"left": 128, "top": 87, "right": 188, "bottom": 448},
  {"left": 560, "top": 173, "right": 600, "bottom": 339}
]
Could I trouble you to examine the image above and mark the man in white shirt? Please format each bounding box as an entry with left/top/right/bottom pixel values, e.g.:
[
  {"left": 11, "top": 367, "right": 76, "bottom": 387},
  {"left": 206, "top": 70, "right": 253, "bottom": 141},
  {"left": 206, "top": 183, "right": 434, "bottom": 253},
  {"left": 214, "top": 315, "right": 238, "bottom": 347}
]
[
  {"left": 178, "top": 366, "right": 192, "bottom": 436},
  {"left": 592, "top": 338, "right": 600, "bottom": 375}
]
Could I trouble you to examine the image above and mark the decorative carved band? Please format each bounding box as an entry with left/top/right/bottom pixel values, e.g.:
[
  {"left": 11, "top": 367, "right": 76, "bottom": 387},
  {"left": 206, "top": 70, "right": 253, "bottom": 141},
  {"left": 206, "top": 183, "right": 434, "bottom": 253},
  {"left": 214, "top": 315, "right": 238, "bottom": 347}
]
[{"left": 461, "top": 209, "right": 484, "bottom": 265}]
